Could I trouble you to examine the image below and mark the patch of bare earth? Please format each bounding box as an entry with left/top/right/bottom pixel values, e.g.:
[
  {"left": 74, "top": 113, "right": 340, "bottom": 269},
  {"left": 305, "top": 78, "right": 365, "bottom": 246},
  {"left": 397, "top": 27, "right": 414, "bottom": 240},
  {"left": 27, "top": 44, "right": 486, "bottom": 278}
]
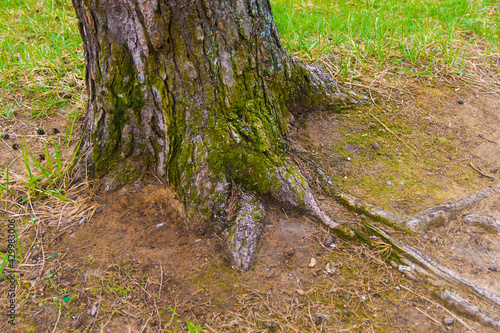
[
  {"left": 2, "top": 75, "right": 500, "bottom": 332},
  {"left": 4, "top": 183, "right": 485, "bottom": 332},
  {"left": 297, "top": 74, "right": 500, "bottom": 331}
]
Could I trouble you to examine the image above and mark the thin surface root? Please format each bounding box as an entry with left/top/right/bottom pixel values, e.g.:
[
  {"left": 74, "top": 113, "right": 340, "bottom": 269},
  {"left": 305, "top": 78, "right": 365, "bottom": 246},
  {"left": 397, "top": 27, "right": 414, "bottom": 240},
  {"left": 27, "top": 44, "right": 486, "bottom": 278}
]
[
  {"left": 405, "top": 186, "right": 496, "bottom": 230},
  {"left": 337, "top": 185, "right": 498, "bottom": 231},
  {"left": 463, "top": 214, "right": 500, "bottom": 232}
]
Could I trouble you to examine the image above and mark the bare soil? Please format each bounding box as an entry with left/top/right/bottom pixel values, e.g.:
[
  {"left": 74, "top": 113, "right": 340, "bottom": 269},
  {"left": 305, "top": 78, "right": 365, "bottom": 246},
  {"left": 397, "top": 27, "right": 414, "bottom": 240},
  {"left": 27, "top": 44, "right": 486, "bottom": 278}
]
[{"left": 1, "top": 76, "right": 500, "bottom": 332}]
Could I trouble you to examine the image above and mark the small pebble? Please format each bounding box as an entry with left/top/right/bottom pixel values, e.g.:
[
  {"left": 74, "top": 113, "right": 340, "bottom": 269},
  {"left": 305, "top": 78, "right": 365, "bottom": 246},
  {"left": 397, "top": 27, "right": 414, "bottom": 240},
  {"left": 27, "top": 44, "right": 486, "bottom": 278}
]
[
  {"left": 398, "top": 265, "right": 411, "bottom": 272},
  {"left": 308, "top": 258, "right": 317, "bottom": 268},
  {"left": 371, "top": 141, "right": 380, "bottom": 150},
  {"left": 489, "top": 263, "right": 498, "bottom": 272},
  {"left": 443, "top": 316, "right": 455, "bottom": 325},
  {"left": 369, "top": 123, "right": 377, "bottom": 129},
  {"left": 490, "top": 167, "right": 498, "bottom": 174},
  {"left": 430, "top": 236, "right": 438, "bottom": 243},
  {"left": 88, "top": 304, "right": 98, "bottom": 317},
  {"left": 284, "top": 246, "right": 295, "bottom": 256},
  {"left": 323, "top": 235, "right": 334, "bottom": 247},
  {"left": 265, "top": 322, "right": 276, "bottom": 331},
  {"left": 296, "top": 289, "right": 305, "bottom": 296},
  {"left": 313, "top": 312, "right": 331, "bottom": 324},
  {"left": 325, "top": 262, "right": 337, "bottom": 275},
  {"left": 457, "top": 99, "right": 464, "bottom": 105}
]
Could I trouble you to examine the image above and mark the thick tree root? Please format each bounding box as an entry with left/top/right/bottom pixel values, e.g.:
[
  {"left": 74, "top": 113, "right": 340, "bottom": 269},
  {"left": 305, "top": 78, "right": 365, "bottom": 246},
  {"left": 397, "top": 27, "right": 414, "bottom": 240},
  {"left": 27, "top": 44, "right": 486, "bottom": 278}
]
[
  {"left": 435, "top": 290, "right": 500, "bottom": 330},
  {"left": 306, "top": 155, "right": 500, "bottom": 328},
  {"left": 337, "top": 185, "right": 498, "bottom": 231},
  {"left": 226, "top": 165, "right": 339, "bottom": 270},
  {"left": 338, "top": 222, "right": 500, "bottom": 330},
  {"left": 226, "top": 192, "right": 265, "bottom": 271},
  {"left": 271, "top": 165, "right": 339, "bottom": 229}
]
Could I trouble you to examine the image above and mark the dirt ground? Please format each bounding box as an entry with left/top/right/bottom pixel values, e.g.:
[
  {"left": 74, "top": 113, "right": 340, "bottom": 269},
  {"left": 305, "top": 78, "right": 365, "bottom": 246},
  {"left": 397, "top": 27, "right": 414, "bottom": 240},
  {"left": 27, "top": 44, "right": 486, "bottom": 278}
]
[{"left": 1, "top": 73, "right": 500, "bottom": 332}]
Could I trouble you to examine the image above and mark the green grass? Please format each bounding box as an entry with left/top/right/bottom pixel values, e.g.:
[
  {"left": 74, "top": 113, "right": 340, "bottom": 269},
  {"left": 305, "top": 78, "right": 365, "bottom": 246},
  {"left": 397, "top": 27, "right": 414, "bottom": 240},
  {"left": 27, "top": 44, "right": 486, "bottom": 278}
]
[
  {"left": 272, "top": 0, "right": 500, "bottom": 78},
  {"left": 19, "top": 136, "right": 79, "bottom": 202},
  {"left": 1, "top": 0, "right": 499, "bottom": 120},
  {"left": 0, "top": 0, "right": 84, "bottom": 120}
]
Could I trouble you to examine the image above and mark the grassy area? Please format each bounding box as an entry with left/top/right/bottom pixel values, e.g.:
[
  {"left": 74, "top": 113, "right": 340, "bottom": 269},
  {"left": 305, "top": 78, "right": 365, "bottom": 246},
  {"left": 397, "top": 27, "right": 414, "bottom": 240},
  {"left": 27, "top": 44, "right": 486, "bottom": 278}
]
[
  {"left": 272, "top": 0, "right": 500, "bottom": 79},
  {"left": 1, "top": 0, "right": 499, "bottom": 121},
  {"left": 0, "top": 0, "right": 83, "bottom": 120}
]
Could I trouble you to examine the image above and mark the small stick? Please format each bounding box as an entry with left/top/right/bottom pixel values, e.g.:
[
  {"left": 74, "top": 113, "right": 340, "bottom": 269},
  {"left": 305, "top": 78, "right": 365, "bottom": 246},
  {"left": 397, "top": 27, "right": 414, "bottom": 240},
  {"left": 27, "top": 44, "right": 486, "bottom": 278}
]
[
  {"left": 140, "top": 314, "right": 153, "bottom": 333},
  {"left": 51, "top": 298, "right": 62, "bottom": 333},
  {"left": 100, "top": 310, "right": 116, "bottom": 331},
  {"left": 478, "top": 134, "right": 499, "bottom": 145},
  {"left": 414, "top": 306, "right": 443, "bottom": 328},
  {"left": 469, "top": 162, "right": 494, "bottom": 179},
  {"left": 49, "top": 231, "right": 66, "bottom": 245},
  {"left": 369, "top": 113, "right": 419, "bottom": 157},
  {"left": 282, "top": 208, "right": 290, "bottom": 222}
]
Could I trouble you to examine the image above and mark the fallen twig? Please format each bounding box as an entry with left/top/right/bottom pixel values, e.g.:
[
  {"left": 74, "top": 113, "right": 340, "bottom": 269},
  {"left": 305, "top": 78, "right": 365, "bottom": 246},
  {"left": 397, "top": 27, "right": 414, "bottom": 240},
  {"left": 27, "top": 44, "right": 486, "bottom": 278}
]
[
  {"left": 469, "top": 162, "right": 495, "bottom": 179},
  {"left": 479, "top": 134, "right": 499, "bottom": 145},
  {"left": 413, "top": 306, "right": 444, "bottom": 328},
  {"left": 369, "top": 112, "right": 419, "bottom": 157},
  {"left": 51, "top": 298, "right": 62, "bottom": 333}
]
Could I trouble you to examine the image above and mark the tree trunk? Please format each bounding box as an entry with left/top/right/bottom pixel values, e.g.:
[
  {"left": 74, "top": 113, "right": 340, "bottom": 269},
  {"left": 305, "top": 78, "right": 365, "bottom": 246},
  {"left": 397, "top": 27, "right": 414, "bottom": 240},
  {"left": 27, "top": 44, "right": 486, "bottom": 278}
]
[{"left": 72, "top": 0, "right": 352, "bottom": 269}]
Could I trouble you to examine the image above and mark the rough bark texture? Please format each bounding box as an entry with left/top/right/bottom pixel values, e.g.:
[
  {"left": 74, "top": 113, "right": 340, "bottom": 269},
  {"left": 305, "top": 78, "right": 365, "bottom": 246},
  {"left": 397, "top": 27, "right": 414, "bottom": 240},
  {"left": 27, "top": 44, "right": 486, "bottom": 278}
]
[{"left": 72, "top": 0, "right": 352, "bottom": 268}]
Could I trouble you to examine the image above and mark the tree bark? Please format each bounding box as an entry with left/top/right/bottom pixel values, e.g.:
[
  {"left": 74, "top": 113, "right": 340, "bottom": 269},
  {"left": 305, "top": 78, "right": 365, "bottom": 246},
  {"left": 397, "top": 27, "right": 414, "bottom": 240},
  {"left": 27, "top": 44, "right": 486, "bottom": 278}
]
[{"left": 72, "top": 0, "right": 352, "bottom": 269}]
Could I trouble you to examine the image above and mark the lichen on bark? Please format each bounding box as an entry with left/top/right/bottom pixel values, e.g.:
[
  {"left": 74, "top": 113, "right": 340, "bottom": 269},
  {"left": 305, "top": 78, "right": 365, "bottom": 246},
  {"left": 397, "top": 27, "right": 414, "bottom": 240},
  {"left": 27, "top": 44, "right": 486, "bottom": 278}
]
[{"left": 72, "top": 0, "right": 354, "bottom": 269}]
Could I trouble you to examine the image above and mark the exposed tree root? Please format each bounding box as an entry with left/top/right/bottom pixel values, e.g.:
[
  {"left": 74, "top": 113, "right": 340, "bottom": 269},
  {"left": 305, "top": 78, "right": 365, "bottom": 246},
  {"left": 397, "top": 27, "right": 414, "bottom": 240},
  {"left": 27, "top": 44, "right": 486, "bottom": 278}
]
[
  {"left": 464, "top": 214, "right": 500, "bottom": 232},
  {"left": 294, "top": 153, "right": 500, "bottom": 329},
  {"left": 270, "top": 165, "right": 340, "bottom": 229},
  {"left": 436, "top": 290, "right": 500, "bottom": 330},
  {"left": 226, "top": 192, "right": 265, "bottom": 271},
  {"left": 405, "top": 187, "right": 497, "bottom": 230},
  {"left": 333, "top": 221, "right": 500, "bottom": 330},
  {"left": 336, "top": 185, "right": 498, "bottom": 231},
  {"left": 226, "top": 163, "right": 339, "bottom": 270}
]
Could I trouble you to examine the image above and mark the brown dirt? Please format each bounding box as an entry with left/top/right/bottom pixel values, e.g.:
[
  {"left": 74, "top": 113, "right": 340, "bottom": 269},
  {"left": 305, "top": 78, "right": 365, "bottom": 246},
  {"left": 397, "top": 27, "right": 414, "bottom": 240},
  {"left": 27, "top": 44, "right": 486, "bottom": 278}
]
[{"left": 2, "top": 76, "right": 500, "bottom": 332}]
